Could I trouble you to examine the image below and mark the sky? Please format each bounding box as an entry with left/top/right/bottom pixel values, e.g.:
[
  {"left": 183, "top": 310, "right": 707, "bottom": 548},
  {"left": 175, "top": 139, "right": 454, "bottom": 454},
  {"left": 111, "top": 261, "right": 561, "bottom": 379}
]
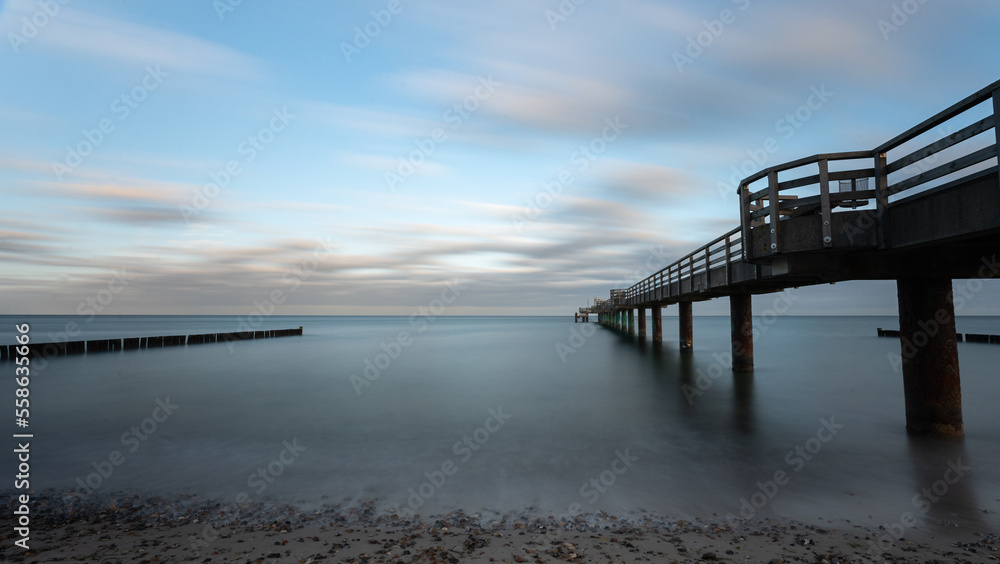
[{"left": 1, "top": 0, "right": 998, "bottom": 316}]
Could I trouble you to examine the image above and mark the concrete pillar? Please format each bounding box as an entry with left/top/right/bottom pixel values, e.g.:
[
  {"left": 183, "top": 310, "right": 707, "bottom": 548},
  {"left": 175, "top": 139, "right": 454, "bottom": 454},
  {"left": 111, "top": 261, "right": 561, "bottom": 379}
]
[
  {"left": 679, "top": 301, "right": 693, "bottom": 352},
  {"left": 896, "top": 278, "right": 962, "bottom": 437},
  {"left": 730, "top": 294, "right": 754, "bottom": 372},
  {"left": 652, "top": 306, "right": 662, "bottom": 343},
  {"left": 627, "top": 309, "right": 635, "bottom": 334},
  {"left": 638, "top": 307, "right": 646, "bottom": 338}
]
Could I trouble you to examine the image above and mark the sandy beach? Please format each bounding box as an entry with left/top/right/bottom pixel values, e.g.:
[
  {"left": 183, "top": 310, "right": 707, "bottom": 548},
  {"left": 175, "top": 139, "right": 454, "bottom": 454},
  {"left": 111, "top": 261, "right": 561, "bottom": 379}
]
[{"left": 2, "top": 491, "right": 996, "bottom": 563}]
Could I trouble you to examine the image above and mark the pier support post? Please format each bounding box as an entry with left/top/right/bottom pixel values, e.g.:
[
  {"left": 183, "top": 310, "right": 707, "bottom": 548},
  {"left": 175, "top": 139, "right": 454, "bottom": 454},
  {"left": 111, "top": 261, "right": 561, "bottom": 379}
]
[
  {"left": 679, "top": 301, "right": 693, "bottom": 352},
  {"left": 652, "top": 306, "right": 662, "bottom": 343},
  {"left": 896, "top": 277, "right": 962, "bottom": 437},
  {"left": 638, "top": 307, "right": 646, "bottom": 338},
  {"left": 730, "top": 294, "right": 754, "bottom": 372},
  {"left": 575, "top": 313, "right": 578, "bottom": 323},
  {"left": 627, "top": 309, "right": 635, "bottom": 334}
]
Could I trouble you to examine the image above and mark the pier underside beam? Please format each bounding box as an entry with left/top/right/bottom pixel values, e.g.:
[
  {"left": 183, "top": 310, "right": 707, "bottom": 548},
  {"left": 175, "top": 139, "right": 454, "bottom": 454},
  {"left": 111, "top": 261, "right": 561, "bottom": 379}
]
[
  {"left": 652, "top": 307, "right": 662, "bottom": 343},
  {"left": 730, "top": 294, "right": 754, "bottom": 372},
  {"left": 896, "top": 277, "right": 963, "bottom": 438},
  {"left": 638, "top": 307, "right": 646, "bottom": 338},
  {"left": 679, "top": 302, "right": 693, "bottom": 352}
]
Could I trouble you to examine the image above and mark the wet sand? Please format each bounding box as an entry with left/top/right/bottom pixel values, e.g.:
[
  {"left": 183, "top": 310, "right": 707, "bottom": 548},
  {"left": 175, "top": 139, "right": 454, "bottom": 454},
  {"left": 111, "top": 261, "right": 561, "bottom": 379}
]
[{"left": 2, "top": 491, "right": 996, "bottom": 563}]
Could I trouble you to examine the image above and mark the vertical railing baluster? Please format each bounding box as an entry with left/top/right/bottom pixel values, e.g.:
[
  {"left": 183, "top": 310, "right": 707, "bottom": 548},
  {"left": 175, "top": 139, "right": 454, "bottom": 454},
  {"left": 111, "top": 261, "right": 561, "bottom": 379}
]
[
  {"left": 725, "top": 234, "right": 732, "bottom": 285},
  {"left": 704, "top": 245, "right": 711, "bottom": 290},
  {"left": 768, "top": 170, "right": 780, "bottom": 254},
  {"left": 739, "top": 183, "right": 752, "bottom": 261},
  {"left": 818, "top": 159, "right": 833, "bottom": 248},
  {"left": 875, "top": 151, "right": 889, "bottom": 249},
  {"left": 993, "top": 88, "right": 1000, "bottom": 173}
]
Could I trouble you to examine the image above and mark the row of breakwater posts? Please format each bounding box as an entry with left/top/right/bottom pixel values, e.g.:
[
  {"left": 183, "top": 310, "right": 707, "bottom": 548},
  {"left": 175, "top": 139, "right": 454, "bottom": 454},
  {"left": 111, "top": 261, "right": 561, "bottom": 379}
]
[
  {"left": 877, "top": 328, "right": 1000, "bottom": 344},
  {"left": 577, "top": 79, "right": 1000, "bottom": 439},
  {"left": 0, "top": 327, "right": 303, "bottom": 361}
]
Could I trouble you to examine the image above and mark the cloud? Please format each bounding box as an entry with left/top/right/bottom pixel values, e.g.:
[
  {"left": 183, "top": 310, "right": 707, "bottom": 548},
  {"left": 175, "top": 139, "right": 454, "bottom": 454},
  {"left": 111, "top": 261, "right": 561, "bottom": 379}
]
[
  {"left": 2, "top": 0, "right": 262, "bottom": 79},
  {"left": 595, "top": 160, "right": 697, "bottom": 204}
]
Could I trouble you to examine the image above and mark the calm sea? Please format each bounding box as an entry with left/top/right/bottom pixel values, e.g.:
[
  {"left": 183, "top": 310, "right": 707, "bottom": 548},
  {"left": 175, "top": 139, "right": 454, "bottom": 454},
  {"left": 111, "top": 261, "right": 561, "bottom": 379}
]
[{"left": 2, "top": 314, "right": 998, "bottom": 534}]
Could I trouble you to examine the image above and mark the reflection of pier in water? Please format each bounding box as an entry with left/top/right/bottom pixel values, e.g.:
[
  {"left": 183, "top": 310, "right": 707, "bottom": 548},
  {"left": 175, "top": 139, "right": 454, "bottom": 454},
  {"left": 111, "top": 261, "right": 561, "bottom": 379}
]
[{"left": 580, "top": 80, "right": 1000, "bottom": 438}]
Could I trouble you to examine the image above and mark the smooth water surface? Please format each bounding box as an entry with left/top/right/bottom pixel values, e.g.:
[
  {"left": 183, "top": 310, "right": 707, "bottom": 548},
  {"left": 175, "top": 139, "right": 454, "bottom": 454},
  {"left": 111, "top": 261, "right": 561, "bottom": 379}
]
[{"left": 2, "top": 315, "right": 998, "bottom": 533}]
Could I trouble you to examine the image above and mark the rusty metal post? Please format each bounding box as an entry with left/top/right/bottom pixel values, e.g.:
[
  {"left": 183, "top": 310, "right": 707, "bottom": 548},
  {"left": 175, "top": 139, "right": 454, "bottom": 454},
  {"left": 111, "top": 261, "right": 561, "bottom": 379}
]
[
  {"left": 652, "top": 306, "right": 662, "bottom": 343},
  {"left": 627, "top": 309, "right": 635, "bottom": 334},
  {"left": 637, "top": 307, "right": 646, "bottom": 338},
  {"left": 896, "top": 278, "right": 963, "bottom": 437},
  {"left": 679, "top": 301, "right": 693, "bottom": 352},
  {"left": 730, "top": 294, "right": 754, "bottom": 372}
]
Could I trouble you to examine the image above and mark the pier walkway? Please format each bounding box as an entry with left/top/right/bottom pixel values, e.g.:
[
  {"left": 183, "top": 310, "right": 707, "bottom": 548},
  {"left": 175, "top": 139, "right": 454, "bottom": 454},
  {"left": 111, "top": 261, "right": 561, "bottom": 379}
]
[{"left": 579, "top": 80, "right": 1000, "bottom": 438}]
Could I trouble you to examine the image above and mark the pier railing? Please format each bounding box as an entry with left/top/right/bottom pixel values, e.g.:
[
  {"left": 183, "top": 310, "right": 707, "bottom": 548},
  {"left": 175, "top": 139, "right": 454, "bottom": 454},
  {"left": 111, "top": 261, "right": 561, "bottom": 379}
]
[
  {"left": 624, "top": 227, "right": 742, "bottom": 306},
  {"left": 587, "top": 79, "right": 999, "bottom": 310},
  {"left": 740, "top": 80, "right": 998, "bottom": 259}
]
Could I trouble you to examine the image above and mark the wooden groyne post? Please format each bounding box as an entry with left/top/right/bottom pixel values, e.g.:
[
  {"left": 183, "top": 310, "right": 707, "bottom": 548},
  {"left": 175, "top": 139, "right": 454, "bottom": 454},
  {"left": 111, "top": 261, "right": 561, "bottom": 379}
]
[{"left": 1, "top": 326, "right": 304, "bottom": 361}]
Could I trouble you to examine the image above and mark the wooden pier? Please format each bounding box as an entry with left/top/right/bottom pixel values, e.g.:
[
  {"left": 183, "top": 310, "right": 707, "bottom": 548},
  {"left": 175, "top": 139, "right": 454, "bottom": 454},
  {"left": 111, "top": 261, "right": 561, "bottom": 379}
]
[
  {"left": 0, "top": 327, "right": 303, "bottom": 361},
  {"left": 579, "top": 80, "right": 1000, "bottom": 438}
]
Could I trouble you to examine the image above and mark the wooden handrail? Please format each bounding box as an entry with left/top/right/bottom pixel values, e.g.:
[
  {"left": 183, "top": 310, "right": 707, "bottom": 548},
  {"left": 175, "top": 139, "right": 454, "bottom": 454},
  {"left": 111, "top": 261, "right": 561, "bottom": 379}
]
[
  {"left": 875, "top": 79, "right": 1000, "bottom": 154},
  {"left": 598, "top": 80, "right": 999, "bottom": 308}
]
